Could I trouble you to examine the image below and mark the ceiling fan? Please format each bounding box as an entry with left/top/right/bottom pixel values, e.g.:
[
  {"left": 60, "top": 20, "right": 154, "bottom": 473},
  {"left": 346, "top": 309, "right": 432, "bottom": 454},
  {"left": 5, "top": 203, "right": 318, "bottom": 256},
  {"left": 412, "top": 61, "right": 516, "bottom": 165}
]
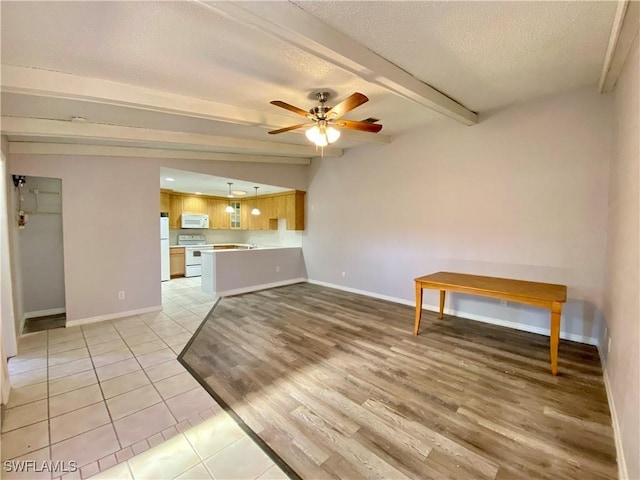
[{"left": 268, "top": 92, "right": 382, "bottom": 147}]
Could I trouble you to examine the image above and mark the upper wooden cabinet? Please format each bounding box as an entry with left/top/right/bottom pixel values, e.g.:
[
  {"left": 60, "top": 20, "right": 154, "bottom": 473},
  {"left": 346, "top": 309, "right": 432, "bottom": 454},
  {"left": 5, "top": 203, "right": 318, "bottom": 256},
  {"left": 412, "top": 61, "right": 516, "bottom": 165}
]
[
  {"left": 244, "top": 196, "right": 276, "bottom": 230},
  {"left": 207, "top": 198, "right": 229, "bottom": 229},
  {"left": 160, "top": 191, "right": 171, "bottom": 214},
  {"left": 182, "top": 195, "right": 208, "bottom": 215},
  {"left": 168, "top": 194, "right": 183, "bottom": 229},
  {"left": 274, "top": 195, "right": 287, "bottom": 218},
  {"left": 285, "top": 191, "right": 305, "bottom": 231},
  {"left": 163, "top": 190, "right": 305, "bottom": 231}
]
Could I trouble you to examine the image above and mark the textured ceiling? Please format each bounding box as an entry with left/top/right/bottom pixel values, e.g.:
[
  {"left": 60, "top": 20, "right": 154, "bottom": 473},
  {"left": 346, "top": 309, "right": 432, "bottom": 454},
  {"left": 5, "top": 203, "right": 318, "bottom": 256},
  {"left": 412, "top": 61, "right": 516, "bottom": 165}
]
[
  {"left": 0, "top": 1, "right": 436, "bottom": 135},
  {"left": 0, "top": 0, "right": 618, "bottom": 165},
  {"left": 294, "top": 1, "right": 617, "bottom": 111}
]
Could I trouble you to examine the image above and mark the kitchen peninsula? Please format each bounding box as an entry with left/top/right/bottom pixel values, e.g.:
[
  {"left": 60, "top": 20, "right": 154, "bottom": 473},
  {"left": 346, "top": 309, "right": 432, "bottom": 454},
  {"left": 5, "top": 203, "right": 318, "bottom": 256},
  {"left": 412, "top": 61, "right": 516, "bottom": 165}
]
[{"left": 201, "top": 246, "right": 306, "bottom": 297}]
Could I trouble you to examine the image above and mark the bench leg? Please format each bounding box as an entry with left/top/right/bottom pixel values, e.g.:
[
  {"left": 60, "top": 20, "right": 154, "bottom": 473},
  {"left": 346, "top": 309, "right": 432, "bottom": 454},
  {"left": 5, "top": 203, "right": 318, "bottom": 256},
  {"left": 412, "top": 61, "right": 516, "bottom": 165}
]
[
  {"left": 414, "top": 283, "right": 423, "bottom": 335},
  {"left": 550, "top": 302, "right": 562, "bottom": 375},
  {"left": 439, "top": 290, "right": 446, "bottom": 319}
]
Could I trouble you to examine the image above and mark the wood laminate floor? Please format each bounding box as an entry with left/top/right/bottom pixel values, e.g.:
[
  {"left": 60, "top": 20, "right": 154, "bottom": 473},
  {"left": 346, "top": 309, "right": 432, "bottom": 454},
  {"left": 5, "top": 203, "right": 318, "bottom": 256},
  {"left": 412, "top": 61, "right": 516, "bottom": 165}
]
[{"left": 180, "top": 283, "right": 617, "bottom": 480}]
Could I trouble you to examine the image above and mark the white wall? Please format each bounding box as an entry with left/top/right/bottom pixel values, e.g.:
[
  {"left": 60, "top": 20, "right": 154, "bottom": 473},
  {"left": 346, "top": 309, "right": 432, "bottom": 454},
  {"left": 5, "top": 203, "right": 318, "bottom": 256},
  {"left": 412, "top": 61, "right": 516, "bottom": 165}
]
[
  {"left": 304, "top": 86, "right": 612, "bottom": 344},
  {"left": 6, "top": 151, "right": 25, "bottom": 339},
  {"left": 1, "top": 136, "right": 17, "bottom": 403},
  {"left": 16, "top": 176, "right": 65, "bottom": 316},
  {"left": 202, "top": 247, "right": 306, "bottom": 296},
  {"left": 602, "top": 35, "right": 639, "bottom": 480},
  {"left": 9, "top": 154, "right": 161, "bottom": 322}
]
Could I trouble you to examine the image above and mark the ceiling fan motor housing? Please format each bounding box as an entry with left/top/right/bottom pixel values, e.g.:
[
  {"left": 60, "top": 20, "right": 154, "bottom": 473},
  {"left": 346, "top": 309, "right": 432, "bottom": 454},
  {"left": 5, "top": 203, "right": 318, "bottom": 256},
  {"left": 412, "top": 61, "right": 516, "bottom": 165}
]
[{"left": 310, "top": 105, "right": 332, "bottom": 120}]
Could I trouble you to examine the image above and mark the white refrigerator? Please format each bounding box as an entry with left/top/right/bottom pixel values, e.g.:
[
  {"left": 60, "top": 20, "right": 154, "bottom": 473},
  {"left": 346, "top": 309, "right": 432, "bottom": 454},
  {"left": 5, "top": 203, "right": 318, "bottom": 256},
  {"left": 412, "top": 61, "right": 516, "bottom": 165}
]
[{"left": 160, "top": 217, "right": 170, "bottom": 281}]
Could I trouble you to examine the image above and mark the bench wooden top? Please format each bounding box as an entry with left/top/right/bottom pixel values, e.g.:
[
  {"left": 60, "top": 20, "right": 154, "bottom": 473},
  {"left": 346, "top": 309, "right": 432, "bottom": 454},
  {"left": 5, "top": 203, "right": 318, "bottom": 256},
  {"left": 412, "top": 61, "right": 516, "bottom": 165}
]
[{"left": 415, "top": 272, "right": 567, "bottom": 304}]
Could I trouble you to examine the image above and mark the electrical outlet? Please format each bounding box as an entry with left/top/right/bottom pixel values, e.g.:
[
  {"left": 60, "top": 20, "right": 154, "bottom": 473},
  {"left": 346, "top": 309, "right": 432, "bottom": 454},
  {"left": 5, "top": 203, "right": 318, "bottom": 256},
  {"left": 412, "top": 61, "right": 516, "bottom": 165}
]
[
  {"left": 608, "top": 337, "right": 612, "bottom": 354},
  {"left": 118, "top": 291, "right": 125, "bottom": 300},
  {"left": 341, "top": 272, "right": 346, "bottom": 278},
  {"left": 276, "top": 266, "right": 280, "bottom": 272}
]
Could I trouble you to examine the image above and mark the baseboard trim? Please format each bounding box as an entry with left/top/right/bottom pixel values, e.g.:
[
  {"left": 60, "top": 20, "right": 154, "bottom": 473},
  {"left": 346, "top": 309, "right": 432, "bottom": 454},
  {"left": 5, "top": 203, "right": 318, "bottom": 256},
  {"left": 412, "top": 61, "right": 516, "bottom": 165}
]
[
  {"left": 24, "top": 307, "right": 66, "bottom": 319},
  {"left": 598, "top": 345, "right": 628, "bottom": 480},
  {"left": 65, "top": 305, "right": 162, "bottom": 327},
  {"left": 215, "top": 278, "right": 307, "bottom": 298},
  {"left": 307, "top": 279, "right": 598, "bottom": 345}
]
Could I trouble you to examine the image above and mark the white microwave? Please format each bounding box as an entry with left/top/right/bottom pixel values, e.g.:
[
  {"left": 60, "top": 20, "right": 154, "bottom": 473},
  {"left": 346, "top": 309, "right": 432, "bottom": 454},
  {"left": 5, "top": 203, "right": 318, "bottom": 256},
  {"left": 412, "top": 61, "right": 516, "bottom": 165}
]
[{"left": 181, "top": 214, "right": 209, "bottom": 229}]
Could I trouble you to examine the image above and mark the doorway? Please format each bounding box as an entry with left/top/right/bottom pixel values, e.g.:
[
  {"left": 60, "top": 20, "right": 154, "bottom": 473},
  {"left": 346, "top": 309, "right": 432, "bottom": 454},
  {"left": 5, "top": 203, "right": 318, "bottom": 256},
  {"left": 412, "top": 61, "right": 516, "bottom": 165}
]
[{"left": 13, "top": 175, "right": 66, "bottom": 333}]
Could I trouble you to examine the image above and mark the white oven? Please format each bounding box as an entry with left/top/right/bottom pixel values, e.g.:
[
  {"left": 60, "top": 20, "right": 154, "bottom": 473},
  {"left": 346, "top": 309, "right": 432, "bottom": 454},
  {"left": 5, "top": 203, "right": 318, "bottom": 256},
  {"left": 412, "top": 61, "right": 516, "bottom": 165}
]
[{"left": 178, "top": 235, "right": 213, "bottom": 277}]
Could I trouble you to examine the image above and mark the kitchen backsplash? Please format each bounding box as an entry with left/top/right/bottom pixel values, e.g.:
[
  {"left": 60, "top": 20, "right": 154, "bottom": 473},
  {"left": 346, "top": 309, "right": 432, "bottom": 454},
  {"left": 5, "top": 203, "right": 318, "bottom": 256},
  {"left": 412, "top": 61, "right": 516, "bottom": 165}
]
[
  {"left": 242, "top": 219, "right": 303, "bottom": 247},
  {"left": 169, "top": 229, "right": 244, "bottom": 245},
  {"left": 169, "top": 219, "right": 302, "bottom": 247}
]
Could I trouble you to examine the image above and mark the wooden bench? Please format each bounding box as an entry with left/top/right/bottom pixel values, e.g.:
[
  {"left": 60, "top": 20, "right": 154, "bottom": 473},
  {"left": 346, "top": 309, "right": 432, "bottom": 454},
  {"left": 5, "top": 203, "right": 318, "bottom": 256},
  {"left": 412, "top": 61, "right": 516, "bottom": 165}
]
[{"left": 414, "top": 272, "right": 567, "bottom": 375}]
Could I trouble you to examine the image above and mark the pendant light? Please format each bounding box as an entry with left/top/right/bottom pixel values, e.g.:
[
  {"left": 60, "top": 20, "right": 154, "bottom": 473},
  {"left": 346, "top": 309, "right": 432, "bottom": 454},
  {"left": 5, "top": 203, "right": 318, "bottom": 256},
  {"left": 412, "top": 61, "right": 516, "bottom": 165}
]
[
  {"left": 251, "top": 186, "right": 261, "bottom": 216},
  {"left": 225, "top": 182, "right": 234, "bottom": 213}
]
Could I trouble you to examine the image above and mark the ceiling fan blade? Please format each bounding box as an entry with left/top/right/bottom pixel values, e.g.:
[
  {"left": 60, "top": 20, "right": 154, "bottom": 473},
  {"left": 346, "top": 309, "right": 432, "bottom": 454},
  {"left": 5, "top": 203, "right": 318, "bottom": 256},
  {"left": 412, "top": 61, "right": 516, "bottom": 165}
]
[
  {"left": 268, "top": 124, "right": 308, "bottom": 135},
  {"left": 326, "top": 92, "right": 369, "bottom": 119},
  {"left": 270, "top": 101, "right": 310, "bottom": 118},
  {"left": 334, "top": 119, "right": 383, "bottom": 133}
]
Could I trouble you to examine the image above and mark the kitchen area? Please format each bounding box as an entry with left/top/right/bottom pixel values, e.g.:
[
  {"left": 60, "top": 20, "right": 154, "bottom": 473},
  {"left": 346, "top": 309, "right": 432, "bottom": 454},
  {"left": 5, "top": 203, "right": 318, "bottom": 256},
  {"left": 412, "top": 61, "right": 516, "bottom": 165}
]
[{"left": 160, "top": 169, "right": 307, "bottom": 297}]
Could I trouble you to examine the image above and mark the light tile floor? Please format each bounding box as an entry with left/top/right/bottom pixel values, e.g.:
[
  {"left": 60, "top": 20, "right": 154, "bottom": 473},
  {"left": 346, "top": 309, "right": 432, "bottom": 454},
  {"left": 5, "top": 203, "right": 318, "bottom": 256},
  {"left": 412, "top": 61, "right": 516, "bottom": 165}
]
[{"left": 2, "top": 277, "right": 287, "bottom": 480}]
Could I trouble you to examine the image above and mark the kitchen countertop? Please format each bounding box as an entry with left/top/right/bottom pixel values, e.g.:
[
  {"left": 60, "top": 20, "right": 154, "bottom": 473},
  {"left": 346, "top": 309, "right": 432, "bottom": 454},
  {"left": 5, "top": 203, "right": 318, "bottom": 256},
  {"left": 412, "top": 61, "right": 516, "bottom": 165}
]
[
  {"left": 170, "top": 243, "right": 259, "bottom": 249},
  {"left": 201, "top": 246, "right": 301, "bottom": 253}
]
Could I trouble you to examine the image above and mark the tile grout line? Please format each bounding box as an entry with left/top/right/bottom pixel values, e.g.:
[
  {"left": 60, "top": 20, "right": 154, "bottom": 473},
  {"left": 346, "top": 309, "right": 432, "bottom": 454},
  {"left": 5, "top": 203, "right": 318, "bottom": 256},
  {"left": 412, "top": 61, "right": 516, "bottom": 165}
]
[
  {"left": 98, "top": 310, "right": 214, "bottom": 470},
  {"left": 6, "top": 280, "right": 217, "bottom": 477},
  {"left": 110, "top": 315, "right": 181, "bottom": 432},
  {"left": 80, "top": 320, "right": 124, "bottom": 460}
]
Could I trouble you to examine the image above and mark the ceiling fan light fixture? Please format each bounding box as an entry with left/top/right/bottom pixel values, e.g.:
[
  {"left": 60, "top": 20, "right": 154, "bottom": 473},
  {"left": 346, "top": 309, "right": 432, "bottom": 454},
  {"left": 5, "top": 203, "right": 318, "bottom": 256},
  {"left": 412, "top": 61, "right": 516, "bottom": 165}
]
[
  {"left": 305, "top": 125, "right": 321, "bottom": 143},
  {"left": 305, "top": 125, "right": 328, "bottom": 147},
  {"left": 326, "top": 126, "right": 340, "bottom": 143},
  {"left": 305, "top": 121, "right": 340, "bottom": 147}
]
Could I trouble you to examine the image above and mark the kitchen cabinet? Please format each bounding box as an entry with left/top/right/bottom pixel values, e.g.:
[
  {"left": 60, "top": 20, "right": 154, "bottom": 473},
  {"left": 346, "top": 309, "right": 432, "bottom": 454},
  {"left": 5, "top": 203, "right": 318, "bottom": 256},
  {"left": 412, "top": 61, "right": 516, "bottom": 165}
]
[
  {"left": 160, "top": 191, "right": 171, "bottom": 214},
  {"left": 273, "top": 195, "right": 287, "bottom": 218},
  {"left": 242, "top": 192, "right": 304, "bottom": 230},
  {"left": 285, "top": 191, "right": 305, "bottom": 230},
  {"left": 182, "top": 196, "right": 208, "bottom": 215},
  {"left": 170, "top": 247, "right": 185, "bottom": 277},
  {"left": 228, "top": 200, "right": 244, "bottom": 230},
  {"left": 207, "top": 198, "right": 228, "bottom": 229},
  {"left": 168, "top": 194, "right": 183, "bottom": 229},
  {"left": 162, "top": 190, "right": 305, "bottom": 231},
  {"left": 169, "top": 193, "right": 208, "bottom": 228},
  {"left": 258, "top": 197, "right": 277, "bottom": 230},
  {"left": 245, "top": 197, "right": 263, "bottom": 230}
]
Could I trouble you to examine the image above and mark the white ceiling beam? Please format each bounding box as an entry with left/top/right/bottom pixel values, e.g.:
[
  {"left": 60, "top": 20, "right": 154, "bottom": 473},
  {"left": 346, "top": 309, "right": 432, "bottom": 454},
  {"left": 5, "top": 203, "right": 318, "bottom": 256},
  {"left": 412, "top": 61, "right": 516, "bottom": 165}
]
[
  {"left": 199, "top": 1, "right": 477, "bottom": 126},
  {"left": 599, "top": 0, "right": 640, "bottom": 93},
  {"left": 1, "top": 65, "right": 391, "bottom": 144},
  {"left": 1, "top": 117, "right": 342, "bottom": 158},
  {"left": 1, "top": 65, "right": 293, "bottom": 127},
  {"left": 8, "top": 142, "right": 311, "bottom": 165}
]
